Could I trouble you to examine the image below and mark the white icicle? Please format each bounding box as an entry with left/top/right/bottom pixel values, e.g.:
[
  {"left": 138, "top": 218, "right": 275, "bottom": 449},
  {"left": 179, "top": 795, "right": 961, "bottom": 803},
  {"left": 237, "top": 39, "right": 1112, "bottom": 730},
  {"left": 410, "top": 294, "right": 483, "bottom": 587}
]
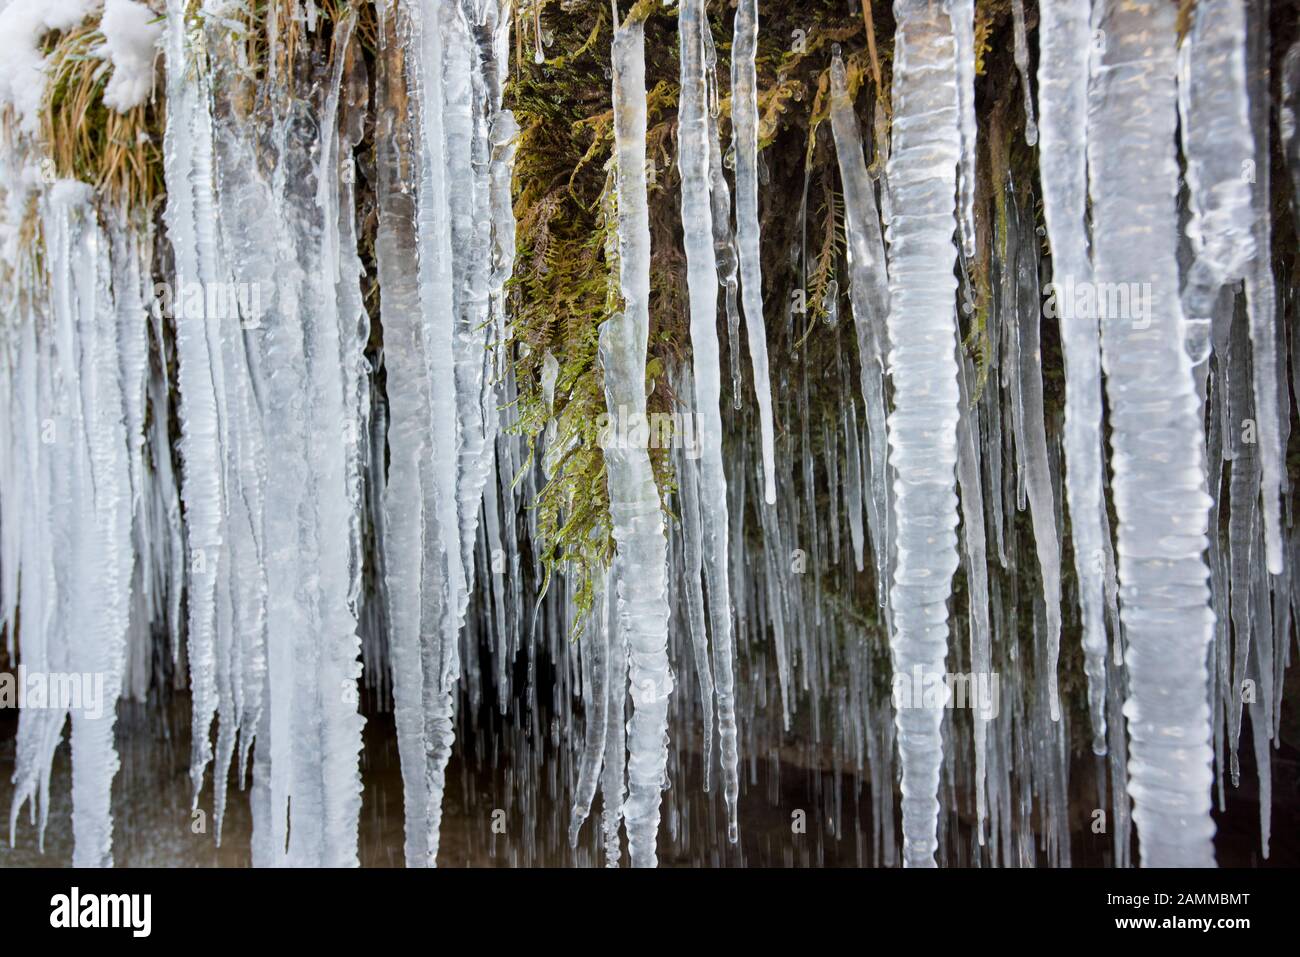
[
  {"left": 40, "top": 187, "right": 133, "bottom": 867},
  {"left": 601, "top": 562, "right": 628, "bottom": 867},
  {"left": 1241, "top": 0, "right": 1284, "bottom": 576},
  {"left": 1011, "top": 0, "right": 1038, "bottom": 147},
  {"left": 829, "top": 47, "right": 892, "bottom": 617},
  {"left": 161, "top": 3, "right": 227, "bottom": 803},
  {"left": 882, "top": 0, "right": 963, "bottom": 868},
  {"left": 1283, "top": 40, "right": 1300, "bottom": 227},
  {"left": 1011, "top": 206, "right": 1063, "bottom": 723},
  {"left": 955, "top": 345, "right": 992, "bottom": 843},
  {"left": 731, "top": 0, "right": 776, "bottom": 505},
  {"left": 568, "top": 579, "right": 609, "bottom": 847},
  {"left": 1038, "top": 0, "right": 1108, "bottom": 754},
  {"left": 375, "top": 0, "right": 433, "bottom": 867},
  {"left": 949, "top": 0, "right": 977, "bottom": 260},
  {"left": 703, "top": 27, "right": 743, "bottom": 412},
  {"left": 306, "top": 13, "right": 366, "bottom": 865},
  {"left": 418, "top": 0, "right": 466, "bottom": 867},
  {"left": 674, "top": 392, "right": 714, "bottom": 788},
  {"left": 603, "top": 10, "right": 673, "bottom": 868},
  {"left": 1177, "top": 0, "right": 1256, "bottom": 363},
  {"left": 677, "top": 0, "right": 739, "bottom": 841},
  {"left": 1088, "top": 0, "right": 1217, "bottom": 867}
]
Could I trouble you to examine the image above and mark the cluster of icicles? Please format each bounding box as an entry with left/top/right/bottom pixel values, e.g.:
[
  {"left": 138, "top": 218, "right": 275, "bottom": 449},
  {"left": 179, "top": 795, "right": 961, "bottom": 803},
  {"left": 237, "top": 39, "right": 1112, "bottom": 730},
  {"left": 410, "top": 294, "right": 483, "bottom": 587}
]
[{"left": 1, "top": 0, "right": 1298, "bottom": 868}]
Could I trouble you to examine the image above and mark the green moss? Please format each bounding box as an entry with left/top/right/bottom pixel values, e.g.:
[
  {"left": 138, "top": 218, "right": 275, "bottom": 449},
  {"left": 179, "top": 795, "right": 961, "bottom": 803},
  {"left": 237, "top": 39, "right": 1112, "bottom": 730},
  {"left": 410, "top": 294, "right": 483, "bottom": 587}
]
[{"left": 503, "top": 0, "right": 901, "bottom": 632}]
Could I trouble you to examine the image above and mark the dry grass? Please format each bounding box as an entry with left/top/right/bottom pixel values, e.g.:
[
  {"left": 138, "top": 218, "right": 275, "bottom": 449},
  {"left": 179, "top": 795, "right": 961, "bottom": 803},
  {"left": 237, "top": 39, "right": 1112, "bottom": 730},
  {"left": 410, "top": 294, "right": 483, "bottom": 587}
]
[{"left": 40, "top": 21, "right": 165, "bottom": 213}]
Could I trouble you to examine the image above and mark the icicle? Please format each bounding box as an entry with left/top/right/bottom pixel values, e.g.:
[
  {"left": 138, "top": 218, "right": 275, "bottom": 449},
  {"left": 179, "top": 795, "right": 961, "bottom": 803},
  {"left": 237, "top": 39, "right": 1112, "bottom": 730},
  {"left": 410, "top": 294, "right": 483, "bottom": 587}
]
[
  {"left": 673, "top": 388, "right": 714, "bottom": 791},
  {"left": 1012, "top": 201, "right": 1063, "bottom": 722},
  {"left": 955, "top": 346, "right": 991, "bottom": 843},
  {"left": 678, "top": 0, "right": 738, "bottom": 840},
  {"left": 421, "top": 0, "right": 473, "bottom": 866},
  {"left": 373, "top": 0, "right": 459, "bottom": 867},
  {"left": 601, "top": 562, "right": 628, "bottom": 867},
  {"left": 829, "top": 46, "right": 892, "bottom": 617},
  {"left": 1283, "top": 40, "right": 1300, "bottom": 227},
  {"left": 161, "top": 1, "right": 227, "bottom": 804},
  {"left": 1038, "top": 0, "right": 1108, "bottom": 754},
  {"left": 703, "top": 27, "right": 743, "bottom": 413},
  {"left": 38, "top": 187, "right": 133, "bottom": 866},
  {"left": 110, "top": 210, "right": 153, "bottom": 711},
  {"left": 1089, "top": 0, "right": 1216, "bottom": 867},
  {"left": 568, "top": 579, "right": 609, "bottom": 847},
  {"left": 950, "top": 0, "right": 977, "bottom": 259},
  {"left": 1011, "top": 0, "right": 1038, "bottom": 147},
  {"left": 1177, "top": 0, "right": 1256, "bottom": 365},
  {"left": 882, "top": 0, "right": 964, "bottom": 868},
  {"left": 1242, "top": 0, "right": 1284, "bottom": 575},
  {"left": 305, "top": 12, "right": 366, "bottom": 866},
  {"left": 602, "top": 9, "right": 673, "bottom": 868},
  {"left": 731, "top": 0, "right": 776, "bottom": 504},
  {"left": 1225, "top": 300, "right": 1257, "bottom": 787}
]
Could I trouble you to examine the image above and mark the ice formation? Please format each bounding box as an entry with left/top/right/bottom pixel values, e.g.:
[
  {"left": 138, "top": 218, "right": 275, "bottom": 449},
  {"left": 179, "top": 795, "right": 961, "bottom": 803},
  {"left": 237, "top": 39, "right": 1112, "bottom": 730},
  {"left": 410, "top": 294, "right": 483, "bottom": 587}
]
[
  {"left": 602, "top": 9, "right": 672, "bottom": 868},
  {"left": 731, "top": 0, "right": 777, "bottom": 505},
  {"left": 1089, "top": 0, "right": 1216, "bottom": 867},
  {"left": 0, "top": 0, "right": 1296, "bottom": 871},
  {"left": 1038, "top": 0, "right": 1107, "bottom": 754},
  {"left": 881, "top": 0, "right": 962, "bottom": 868}
]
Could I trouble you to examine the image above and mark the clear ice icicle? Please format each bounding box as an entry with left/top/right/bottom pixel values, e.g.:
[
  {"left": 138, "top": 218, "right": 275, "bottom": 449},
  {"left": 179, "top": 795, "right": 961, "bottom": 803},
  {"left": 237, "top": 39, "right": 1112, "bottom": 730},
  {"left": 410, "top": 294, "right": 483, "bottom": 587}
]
[
  {"left": 828, "top": 47, "right": 893, "bottom": 616},
  {"left": 1013, "top": 207, "right": 1063, "bottom": 723},
  {"left": 603, "top": 11, "right": 673, "bottom": 868},
  {"left": 1038, "top": 0, "right": 1108, "bottom": 754},
  {"left": 950, "top": 0, "right": 977, "bottom": 259},
  {"left": 160, "top": 3, "right": 226, "bottom": 804},
  {"left": 568, "top": 580, "right": 609, "bottom": 847},
  {"left": 678, "top": 0, "right": 738, "bottom": 839},
  {"left": 1241, "top": 0, "right": 1284, "bottom": 576},
  {"left": 1011, "top": 0, "right": 1038, "bottom": 147},
  {"left": 1089, "top": 0, "right": 1217, "bottom": 867},
  {"left": 1283, "top": 40, "right": 1300, "bottom": 227},
  {"left": 882, "top": 0, "right": 963, "bottom": 868},
  {"left": 731, "top": 0, "right": 777, "bottom": 504}
]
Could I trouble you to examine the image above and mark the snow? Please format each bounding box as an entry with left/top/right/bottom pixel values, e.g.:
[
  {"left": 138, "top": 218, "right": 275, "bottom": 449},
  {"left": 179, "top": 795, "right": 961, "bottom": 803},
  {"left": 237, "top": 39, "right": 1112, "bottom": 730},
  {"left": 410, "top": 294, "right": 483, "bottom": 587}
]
[
  {"left": 98, "top": 0, "right": 161, "bottom": 112},
  {"left": 0, "top": 0, "right": 98, "bottom": 132}
]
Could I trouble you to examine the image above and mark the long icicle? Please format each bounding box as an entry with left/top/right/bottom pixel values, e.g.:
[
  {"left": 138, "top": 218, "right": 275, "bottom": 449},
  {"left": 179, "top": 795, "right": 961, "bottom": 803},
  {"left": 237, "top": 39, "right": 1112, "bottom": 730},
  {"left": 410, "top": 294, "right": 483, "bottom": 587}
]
[
  {"left": 1089, "top": 0, "right": 1217, "bottom": 867},
  {"left": 1039, "top": 0, "right": 1108, "bottom": 754},
  {"left": 882, "top": 0, "right": 963, "bottom": 868},
  {"left": 375, "top": 0, "right": 433, "bottom": 867},
  {"left": 603, "top": 7, "right": 673, "bottom": 868},
  {"left": 829, "top": 46, "right": 893, "bottom": 622},
  {"left": 731, "top": 0, "right": 777, "bottom": 504},
  {"left": 678, "top": 0, "right": 738, "bottom": 842}
]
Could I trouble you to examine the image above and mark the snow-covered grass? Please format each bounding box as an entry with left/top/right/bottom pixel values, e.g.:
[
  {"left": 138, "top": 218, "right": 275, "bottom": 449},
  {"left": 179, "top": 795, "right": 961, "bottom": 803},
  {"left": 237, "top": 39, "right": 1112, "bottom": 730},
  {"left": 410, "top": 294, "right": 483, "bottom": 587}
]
[{"left": 0, "top": 0, "right": 100, "bottom": 134}]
